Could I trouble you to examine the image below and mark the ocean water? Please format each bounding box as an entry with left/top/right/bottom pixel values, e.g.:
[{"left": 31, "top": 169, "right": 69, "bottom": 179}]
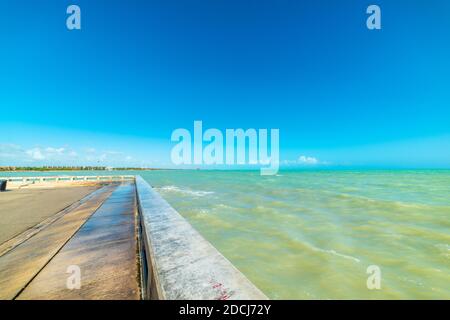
[{"left": 3, "top": 169, "right": 449, "bottom": 299}]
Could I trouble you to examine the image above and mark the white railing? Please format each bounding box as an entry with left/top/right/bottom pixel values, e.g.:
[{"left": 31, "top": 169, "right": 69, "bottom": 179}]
[{"left": 0, "top": 175, "right": 135, "bottom": 184}]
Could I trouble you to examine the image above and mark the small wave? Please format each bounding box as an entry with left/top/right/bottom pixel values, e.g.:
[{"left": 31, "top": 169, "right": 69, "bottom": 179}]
[
  {"left": 217, "top": 203, "right": 232, "bottom": 209},
  {"left": 434, "top": 244, "right": 450, "bottom": 258},
  {"left": 398, "top": 276, "right": 425, "bottom": 287},
  {"left": 309, "top": 244, "right": 361, "bottom": 263},
  {"left": 156, "top": 185, "right": 214, "bottom": 197},
  {"left": 335, "top": 193, "right": 431, "bottom": 209},
  {"left": 434, "top": 243, "right": 450, "bottom": 251}
]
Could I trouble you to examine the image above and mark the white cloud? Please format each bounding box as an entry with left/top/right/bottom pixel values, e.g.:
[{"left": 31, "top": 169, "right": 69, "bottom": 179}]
[
  {"left": 105, "top": 150, "right": 123, "bottom": 155},
  {"left": 84, "top": 149, "right": 134, "bottom": 165},
  {"left": 298, "top": 155, "right": 319, "bottom": 165},
  {"left": 0, "top": 144, "right": 25, "bottom": 159},
  {"left": 45, "top": 147, "right": 65, "bottom": 154},
  {"left": 24, "top": 146, "right": 72, "bottom": 161},
  {"left": 26, "top": 148, "right": 45, "bottom": 160},
  {"left": 2, "top": 145, "right": 75, "bottom": 162},
  {"left": 281, "top": 155, "right": 328, "bottom": 166},
  {"left": 0, "top": 144, "right": 136, "bottom": 167}
]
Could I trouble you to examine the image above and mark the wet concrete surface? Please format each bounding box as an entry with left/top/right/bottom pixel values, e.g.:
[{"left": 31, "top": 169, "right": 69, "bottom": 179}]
[
  {"left": 17, "top": 182, "right": 140, "bottom": 300},
  {"left": 0, "top": 185, "right": 117, "bottom": 299},
  {"left": 0, "top": 186, "right": 100, "bottom": 244}
]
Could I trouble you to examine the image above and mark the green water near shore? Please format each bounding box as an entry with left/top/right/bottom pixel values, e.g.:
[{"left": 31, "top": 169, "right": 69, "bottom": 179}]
[{"left": 3, "top": 169, "right": 449, "bottom": 299}]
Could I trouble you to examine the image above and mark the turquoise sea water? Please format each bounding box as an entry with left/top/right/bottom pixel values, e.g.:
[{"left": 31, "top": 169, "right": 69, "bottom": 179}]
[{"left": 3, "top": 169, "right": 449, "bottom": 299}]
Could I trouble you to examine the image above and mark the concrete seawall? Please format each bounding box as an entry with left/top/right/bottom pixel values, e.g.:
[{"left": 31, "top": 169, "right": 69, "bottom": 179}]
[{"left": 135, "top": 176, "right": 267, "bottom": 300}]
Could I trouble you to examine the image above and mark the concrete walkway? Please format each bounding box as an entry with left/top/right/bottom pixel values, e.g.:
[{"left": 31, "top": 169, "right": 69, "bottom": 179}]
[
  {"left": 0, "top": 182, "right": 140, "bottom": 300},
  {"left": 0, "top": 185, "right": 99, "bottom": 244},
  {"left": 17, "top": 183, "right": 140, "bottom": 300}
]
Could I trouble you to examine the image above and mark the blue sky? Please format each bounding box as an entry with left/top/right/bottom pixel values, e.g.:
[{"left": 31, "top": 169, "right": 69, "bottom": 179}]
[{"left": 1, "top": 0, "right": 449, "bottom": 168}]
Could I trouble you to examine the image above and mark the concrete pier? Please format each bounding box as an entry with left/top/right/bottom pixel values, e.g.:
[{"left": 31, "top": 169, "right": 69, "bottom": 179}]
[{"left": 0, "top": 175, "right": 267, "bottom": 300}]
